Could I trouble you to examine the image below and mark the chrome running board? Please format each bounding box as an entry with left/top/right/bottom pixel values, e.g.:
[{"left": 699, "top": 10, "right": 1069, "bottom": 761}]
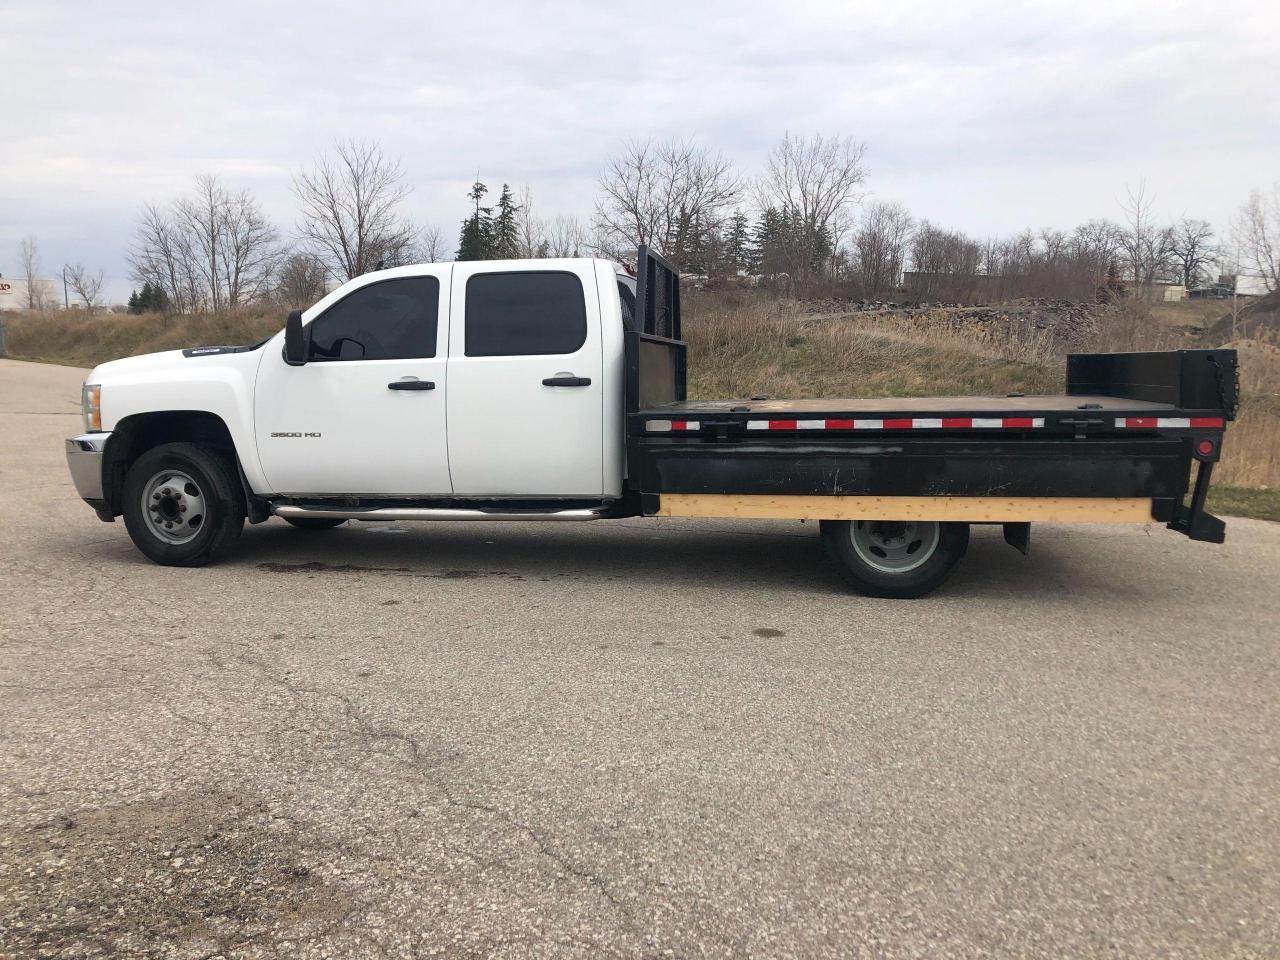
[{"left": 272, "top": 504, "right": 606, "bottom": 523}]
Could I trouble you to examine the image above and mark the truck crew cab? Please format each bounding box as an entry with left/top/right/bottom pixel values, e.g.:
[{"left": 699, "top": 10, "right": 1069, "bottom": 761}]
[{"left": 66, "top": 248, "right": 1238, "bottom": 598}]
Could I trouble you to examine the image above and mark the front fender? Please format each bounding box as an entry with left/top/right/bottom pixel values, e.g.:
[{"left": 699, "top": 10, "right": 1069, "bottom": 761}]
[{"left": 93, "top": 348, "right": 271, "bottom": 493}]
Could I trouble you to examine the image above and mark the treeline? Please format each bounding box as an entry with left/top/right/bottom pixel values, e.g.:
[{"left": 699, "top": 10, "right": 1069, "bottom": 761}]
[{"left": 24, "top": 134, "right": 1277, "bottom": 315}]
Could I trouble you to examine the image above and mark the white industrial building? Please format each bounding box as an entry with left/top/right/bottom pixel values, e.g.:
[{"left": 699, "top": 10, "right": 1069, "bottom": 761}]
[{"left": 0, "top": 275, "right": 60, "bottom": 311}]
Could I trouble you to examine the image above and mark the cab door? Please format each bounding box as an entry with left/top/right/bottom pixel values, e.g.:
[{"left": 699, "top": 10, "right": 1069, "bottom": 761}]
[
  {"left": 253, "top": 268, "right": 452, "bottom": 495},
  {"left": 445, "top": 262, "right": 604, "bottom": 496}
]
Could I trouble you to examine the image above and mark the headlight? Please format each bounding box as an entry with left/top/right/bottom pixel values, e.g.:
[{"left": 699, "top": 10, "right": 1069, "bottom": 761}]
[{"left": 82, "top": 384, "right": 102, "bottom": 432}]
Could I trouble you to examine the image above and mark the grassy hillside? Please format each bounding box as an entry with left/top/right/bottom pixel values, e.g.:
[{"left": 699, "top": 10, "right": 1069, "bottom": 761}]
[
  {"left": 2, "top": 306, "right": 281, "bottom": 369},
  {"left": 4, "top": 294, "right": 1277, "bottom": 520}
]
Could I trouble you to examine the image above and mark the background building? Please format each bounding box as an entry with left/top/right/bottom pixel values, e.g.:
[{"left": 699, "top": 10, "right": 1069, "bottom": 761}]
[{"left": 0, "top": 275, "right": 60, "bottom": 311}]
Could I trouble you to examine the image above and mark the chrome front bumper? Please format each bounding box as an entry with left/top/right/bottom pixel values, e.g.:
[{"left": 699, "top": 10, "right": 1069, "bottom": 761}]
[{"left": 66, "top": 433, "right": 111, "bottom": 502}]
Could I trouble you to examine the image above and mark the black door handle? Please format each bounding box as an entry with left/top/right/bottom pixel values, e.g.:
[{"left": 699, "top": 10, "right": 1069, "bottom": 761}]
[
  {"left": 387, "top": 380, "right": 435, "bottom": 390},
  {"left": 542, "top": 376, "right": 591, "bottom": 387}
]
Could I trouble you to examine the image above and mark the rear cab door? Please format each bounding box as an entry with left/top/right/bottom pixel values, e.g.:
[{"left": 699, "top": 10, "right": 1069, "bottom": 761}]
[{"left": 446, "top": 260, "right": 604, "bottom": 496}]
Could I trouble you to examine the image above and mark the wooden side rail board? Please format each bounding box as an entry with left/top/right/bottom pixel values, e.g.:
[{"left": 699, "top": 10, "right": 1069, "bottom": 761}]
[{"left": 655, "top": 494, "right": 1157, "bottom": 523}]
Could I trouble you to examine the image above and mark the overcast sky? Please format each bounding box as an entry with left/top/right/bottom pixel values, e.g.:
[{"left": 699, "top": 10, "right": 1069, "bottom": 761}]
[{"left": 2, "top": 0, "right": 1276, "bottom": 302}]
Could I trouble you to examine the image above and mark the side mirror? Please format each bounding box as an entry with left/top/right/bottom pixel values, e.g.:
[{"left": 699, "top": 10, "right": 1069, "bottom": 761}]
[{"left": 284, "top": 309, "right": 306, "bottom": 365}]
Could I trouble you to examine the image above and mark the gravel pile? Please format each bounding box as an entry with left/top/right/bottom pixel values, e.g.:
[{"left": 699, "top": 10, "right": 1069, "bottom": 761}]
[{"left": 799, "top": 297, "right": 1103, "bottom": 351}]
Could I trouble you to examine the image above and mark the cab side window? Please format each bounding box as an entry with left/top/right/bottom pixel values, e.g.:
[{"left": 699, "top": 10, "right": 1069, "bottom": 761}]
[
  {"left": 307, "top": 276, "right": 439, "bottom": 361},
  {"left": 465, "top": 271, "right": 587, "bottom": 357}
]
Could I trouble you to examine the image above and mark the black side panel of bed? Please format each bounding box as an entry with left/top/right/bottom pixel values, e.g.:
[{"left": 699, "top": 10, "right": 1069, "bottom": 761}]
[{"left": 634, "top": 437, "right": 1191, "bottom": 500}]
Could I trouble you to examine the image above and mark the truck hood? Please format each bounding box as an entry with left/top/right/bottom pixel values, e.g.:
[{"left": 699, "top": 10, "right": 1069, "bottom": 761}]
[
  {"left": 88, "top": 349, "right": 190, "bottom": 384},
  {"left": 87, "top": 341, "right": 272, "bottom": 386}
]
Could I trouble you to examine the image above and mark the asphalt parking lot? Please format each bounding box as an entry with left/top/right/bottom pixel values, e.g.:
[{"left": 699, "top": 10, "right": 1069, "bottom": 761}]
[{"left": 2, "top": 357, "right": 1279, "bottom": 958}]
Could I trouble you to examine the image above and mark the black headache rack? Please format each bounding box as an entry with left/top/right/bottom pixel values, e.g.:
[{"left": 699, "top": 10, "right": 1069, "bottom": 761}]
[{"left": 625, "top": 245, "right": 687, "bottom": 413}]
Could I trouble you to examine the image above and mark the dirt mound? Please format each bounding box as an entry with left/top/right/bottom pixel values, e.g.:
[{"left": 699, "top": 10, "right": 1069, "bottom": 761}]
[{"left": 1205, "top": 289, "right": 1280, "bottom": 344}]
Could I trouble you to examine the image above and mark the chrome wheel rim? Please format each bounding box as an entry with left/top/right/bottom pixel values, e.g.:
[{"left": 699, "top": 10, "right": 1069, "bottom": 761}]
[
  {"left": 141, "top": 469, "right": 207, "bottom": 545},
  {"left": 849, "top": 520, "right": 940, "bottom": 574}
]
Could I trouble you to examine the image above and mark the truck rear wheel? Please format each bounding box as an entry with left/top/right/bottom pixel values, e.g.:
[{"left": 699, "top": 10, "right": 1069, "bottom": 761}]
[
  {"left": 820, "top": 519, "right": 968, "bottom": 599},
  {"left": 122, "top": 442, "right": 245, "bottom": 566}
]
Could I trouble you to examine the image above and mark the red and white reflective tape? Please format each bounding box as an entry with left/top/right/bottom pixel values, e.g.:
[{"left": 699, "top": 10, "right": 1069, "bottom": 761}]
[
  {"left": 647, "top": 414, "right": 1226, "bottom": 433},
  {"left": 1114, "top": 417, "right": 1225, "bottom": 429},
  {"left": 744, "top": 416, "right": 1045, "bottom": 431},
  {"left": 645, "top": 419, "right": 701, "bottom": 432}
]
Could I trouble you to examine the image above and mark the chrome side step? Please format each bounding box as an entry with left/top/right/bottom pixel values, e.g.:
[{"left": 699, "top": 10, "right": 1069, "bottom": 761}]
[{"left": 272, "top": 504, "right": 606, "bottom": 523}]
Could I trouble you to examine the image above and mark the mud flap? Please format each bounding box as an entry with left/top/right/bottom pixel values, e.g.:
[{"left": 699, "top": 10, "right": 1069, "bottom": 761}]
[{"left": 1003, "top": 522, "right": 1031, "bottom": 555}]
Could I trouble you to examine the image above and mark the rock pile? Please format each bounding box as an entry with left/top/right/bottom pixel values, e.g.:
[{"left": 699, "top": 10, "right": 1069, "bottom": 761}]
[{"left": 799, "top": 297, "right": 1103, "bottom": 351}]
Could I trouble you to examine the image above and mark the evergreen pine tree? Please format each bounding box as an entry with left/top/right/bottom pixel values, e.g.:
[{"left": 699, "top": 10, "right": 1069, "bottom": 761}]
[
  {"left": 671, "top": 208, "right": 693, "bottom": 274},
  {"left": 753, "top": 208, "right": 787, "bottom": 279},
  {"left": 491, "top": 184, "right": 520, "bottom": 259},
  {"left": 137, "top": 281, "right": 169, "bottom": 313},
  {"left": 456, "top": 181, "right": 493, "bottom": 261},
  {"left": 725, "top": 212, "right": 750, "bottom": 276},
  {"left": 128, "top": 290, "right": 140, "bottom": 314}
]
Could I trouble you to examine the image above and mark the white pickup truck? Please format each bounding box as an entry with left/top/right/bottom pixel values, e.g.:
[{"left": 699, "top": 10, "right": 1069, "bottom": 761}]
[{"left": 67, "top": 247, "right": 1237, "bottom": 597}]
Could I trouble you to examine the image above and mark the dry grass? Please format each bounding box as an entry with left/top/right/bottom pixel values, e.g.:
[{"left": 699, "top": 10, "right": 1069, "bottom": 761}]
[
  {"left": 682, "top": 298, "right": 1060, "bottom": 400},
  {"left": 1216, "top": 339, "right": 1280, "bottom": 488},
  {"left": 1148, "top": 297, "right": 1231, "bottom": 331},
  {"left": 2, "top": 306, "right": 281, "bottom": 369}
]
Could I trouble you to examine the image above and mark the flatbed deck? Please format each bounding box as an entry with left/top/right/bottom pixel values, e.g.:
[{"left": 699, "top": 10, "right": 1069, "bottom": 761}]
[{"left": 642, "top": 394, "right": 1178, "bottom": 415}]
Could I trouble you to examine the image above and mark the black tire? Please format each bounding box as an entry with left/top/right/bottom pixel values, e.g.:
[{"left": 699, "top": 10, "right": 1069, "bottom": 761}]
[
  {"left": 282, "top": 516, "right": 346, "bottom": 531},
  {"left": 820, "top": 519, "right": 969, "bottom": 599},
  {"left": 122, "top": 442, "right": 245, "bottom": 566}
]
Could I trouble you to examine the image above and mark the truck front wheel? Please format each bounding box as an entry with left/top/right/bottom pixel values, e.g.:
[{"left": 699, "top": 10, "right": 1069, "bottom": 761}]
[
  {"left": 820, "top": 519, "right": 968, "bottom": 599},
  {"left": 122, "top": 442, "right": 245, "bottom": 566}
]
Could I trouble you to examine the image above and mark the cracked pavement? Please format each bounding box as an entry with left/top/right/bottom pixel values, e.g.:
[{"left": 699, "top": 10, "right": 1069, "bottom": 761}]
[{"left": 2, "top": 357, "right": 1279, "bottom": 958}]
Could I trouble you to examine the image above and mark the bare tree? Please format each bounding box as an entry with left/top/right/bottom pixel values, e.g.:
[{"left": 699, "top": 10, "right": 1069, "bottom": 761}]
[
  {"left": 758, "top": 133, "right": 867, "bottom": 291},
  {"left": 64, "top": 263, "right": 104, "bottom": 312},
  {"left": 544, "top": 215, "right": 592, "bottom": 258},
  {"left": 853, "top": 200, "right": 912, "bottom": 298},
  {"left": 293, "top": 140, "right": 417, "bottom": 281},
  {"left": 1234, "top": 185, "right": 1280, "bottom": 292},
  {"left": 130, "top": 202, "right": 194, "bottom": 314},
  {"left": 219, "top": 185, "right": 283, "bottom": 305},
  {"left": 1039, "top": 228, "right": 1068, "bottom": 263},
  {"left": 1119, "top": 181, "right": 1174, "bottom": 292},
  {"left": 413, "top": 224, "right": 450, "bottom": 263},
  {"left": 130, "top": 177, "right": 280, "bottom": 314},
  {"left": 274, "top": 252, "right": 329, "bottom": 308},
  {"left": 1168, "top": 218, "right": 1216, "bottom": 289},
  {"left": 18, "top": 236, "right": 49, "bottom": 310},
  {"left": 907, "top": 222, "right": 983, "bottom": 301},
  {"left": 514, "top": 185, "right": 548, "bottom": 258},
  {"left": 171, "top": 175, "right": 280, "bottom": 311},
  {"left": 594, "top": 137, "right": 742, "bottom": 267},
  {"left": 173, "top": 175, "right": 227, "bottom": 310}
]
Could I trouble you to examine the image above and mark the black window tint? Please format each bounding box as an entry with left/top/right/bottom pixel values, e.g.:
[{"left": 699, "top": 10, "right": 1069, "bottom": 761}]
[
  {"left": 465, "top": 272, "right": 587, "bottom": 357},
  {"left": 307, "top": 276, "right": 439, "bottom": 361}
]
